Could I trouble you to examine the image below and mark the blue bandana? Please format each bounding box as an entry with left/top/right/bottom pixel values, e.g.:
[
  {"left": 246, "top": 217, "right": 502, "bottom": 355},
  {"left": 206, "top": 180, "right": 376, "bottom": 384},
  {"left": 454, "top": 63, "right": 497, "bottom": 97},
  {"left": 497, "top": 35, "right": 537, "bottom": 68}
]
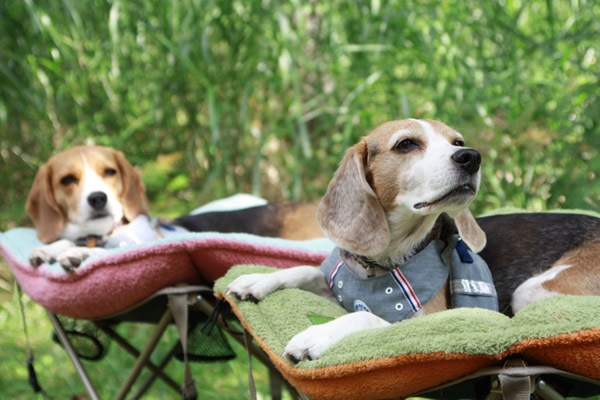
[{"left": 320, "top": 235, "right": 498, "bottom": 323}]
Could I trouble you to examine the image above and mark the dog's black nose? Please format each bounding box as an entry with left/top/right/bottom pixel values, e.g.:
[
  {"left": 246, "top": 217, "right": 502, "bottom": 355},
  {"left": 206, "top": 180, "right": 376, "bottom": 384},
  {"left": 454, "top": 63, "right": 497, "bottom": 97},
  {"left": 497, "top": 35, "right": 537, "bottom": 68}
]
[
  {"left": 452, "top": 149, "right": 481, "bottom": 175},
  {"left": 88, "top": 192, "right": 108, "bottom": 210}
]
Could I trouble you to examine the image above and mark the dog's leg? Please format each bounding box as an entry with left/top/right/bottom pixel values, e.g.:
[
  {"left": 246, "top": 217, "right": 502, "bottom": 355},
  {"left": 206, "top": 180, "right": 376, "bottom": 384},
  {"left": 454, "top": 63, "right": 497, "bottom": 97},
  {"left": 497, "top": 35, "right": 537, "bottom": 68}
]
[
  {"left": 30, "top": 239, "right": 76, "bottom": 267},
  {"left": 30, "top": 240, "right": 106, "bottom": 270},
  {"left": 282, "top": 311, "right": 390, "bottom": 362},
  {"left": 512, "top": 240, "right": 600, "bottom": 312},
  {"left": 226, "top": 266, "right": 333, "bottom": 302},
  {"left": 511, "top": 264, "right": 573, "bottom": 312}
]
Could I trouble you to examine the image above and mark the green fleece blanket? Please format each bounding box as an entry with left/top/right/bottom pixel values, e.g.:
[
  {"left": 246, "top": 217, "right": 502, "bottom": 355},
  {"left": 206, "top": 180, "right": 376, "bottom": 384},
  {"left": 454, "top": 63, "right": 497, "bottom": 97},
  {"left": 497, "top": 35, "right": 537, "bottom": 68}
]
[
  {"left": 215, "top": 264, "right": 600, "bottom": 367},
  {"left": 215, "top": 265, "right": 600, "bottom": 399}
]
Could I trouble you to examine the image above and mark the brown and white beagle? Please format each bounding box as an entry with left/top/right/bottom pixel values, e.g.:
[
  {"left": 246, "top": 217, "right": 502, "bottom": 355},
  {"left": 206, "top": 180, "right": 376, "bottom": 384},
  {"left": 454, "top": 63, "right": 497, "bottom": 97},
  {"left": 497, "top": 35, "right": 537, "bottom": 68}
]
[
  {"left": 225, "top": 119, "right": 488, "bottom": 361},
  {"left": 26, "top": 145, "right": 149, "bottom": 270},
  {"left": 218, "top": 119, "right": 600, "bottom": 362}
]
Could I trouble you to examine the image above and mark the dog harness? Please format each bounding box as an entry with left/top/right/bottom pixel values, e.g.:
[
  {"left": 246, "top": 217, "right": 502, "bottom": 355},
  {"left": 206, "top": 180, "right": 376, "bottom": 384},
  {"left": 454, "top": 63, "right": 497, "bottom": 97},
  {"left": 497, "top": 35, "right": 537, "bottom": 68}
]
[
  {"left": 75, "top": 215, "right": 188, "bottom": 248},
  {"left": 320, "top": 236, "right": 498, "bottom": 323}
]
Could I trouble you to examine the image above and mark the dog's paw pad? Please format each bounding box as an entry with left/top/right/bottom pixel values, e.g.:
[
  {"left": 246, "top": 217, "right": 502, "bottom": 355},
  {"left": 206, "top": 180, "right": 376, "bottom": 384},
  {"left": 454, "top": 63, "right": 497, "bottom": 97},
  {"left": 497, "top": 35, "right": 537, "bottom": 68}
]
[
  {"left": 67, "top": 257, "right": 82, "bottom": 268},
  {"left": 29, "top": 256, "right": 44, "bottom": 268},
  {"left": 29, "top": 249, "right": 52, "bottom": 267},
  {"left": 58, "top": 260, "right": 79, "bottom": 272},
  {"left": 283, "top": 349, "right": 311, "bottom": 364},
  {"left": 57, "top": 254, "right": 85, "bottom": 271}
]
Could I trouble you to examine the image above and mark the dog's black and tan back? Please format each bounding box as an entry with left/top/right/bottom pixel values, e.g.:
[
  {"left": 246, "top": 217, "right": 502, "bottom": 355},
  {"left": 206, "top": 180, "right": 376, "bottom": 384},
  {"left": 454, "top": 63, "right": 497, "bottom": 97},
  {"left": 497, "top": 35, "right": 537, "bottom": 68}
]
[{"left": 478, "top": 212, "right": 600, "bottom": 315}]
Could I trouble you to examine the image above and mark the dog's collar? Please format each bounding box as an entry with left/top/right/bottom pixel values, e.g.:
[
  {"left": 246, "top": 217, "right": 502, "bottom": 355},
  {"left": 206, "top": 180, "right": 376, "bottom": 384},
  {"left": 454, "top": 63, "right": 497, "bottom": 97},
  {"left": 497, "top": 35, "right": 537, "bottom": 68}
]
[
  {"left": 74, "top": 219, "right": 127, "bottom": 248},
  {"left": 345, "top": 239, "right": 433, "bottom": 277},
  {"left": 74, "top": 234, "right": 104, "bottom": 248},
  {"left": 347, "top": 218, "right": 448, "bottom": 277}
]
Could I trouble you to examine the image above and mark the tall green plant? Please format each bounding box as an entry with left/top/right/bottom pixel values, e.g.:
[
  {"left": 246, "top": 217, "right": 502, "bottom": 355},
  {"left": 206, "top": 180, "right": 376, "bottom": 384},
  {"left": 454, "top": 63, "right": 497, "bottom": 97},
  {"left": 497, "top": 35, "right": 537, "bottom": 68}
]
[{"left": 1, "top": 0, "right": 599, "bottom": 226}]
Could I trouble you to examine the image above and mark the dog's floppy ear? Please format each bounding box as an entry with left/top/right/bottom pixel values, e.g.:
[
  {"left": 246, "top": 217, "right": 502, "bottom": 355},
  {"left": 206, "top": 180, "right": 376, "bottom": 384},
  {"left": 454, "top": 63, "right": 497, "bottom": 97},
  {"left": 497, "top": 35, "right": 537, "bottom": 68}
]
[
  {"left": 112, "top": 149, "right": 150, "bottom": 221},
  {"left": 26, "top": 163, "right": 65, "bottom": 243},
  {"left": 317, "top": 140, "right": 390, "bottom": 257},
  {"left": 455, "top": 209, "right": 486, "bottom": 253}
]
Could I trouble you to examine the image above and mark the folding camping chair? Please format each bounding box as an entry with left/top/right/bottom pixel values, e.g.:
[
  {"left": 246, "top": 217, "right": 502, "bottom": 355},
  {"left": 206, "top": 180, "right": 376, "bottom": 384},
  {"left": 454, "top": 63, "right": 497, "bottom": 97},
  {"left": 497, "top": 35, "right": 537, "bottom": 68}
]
[
  {"left": 4, "top": 214, "right": 600, "bottom": 400},
  {"left": 0, "top": 219, "right": 332, "bottom": 400},
  {"left": 214, "top": 265, "right": 600, "bottom": 400},
  {"left": 52, "top": 283, "right": 600, "bottom": 400},
  {"left": 47, "top": 284, "right": 301, "bottom": 400}
]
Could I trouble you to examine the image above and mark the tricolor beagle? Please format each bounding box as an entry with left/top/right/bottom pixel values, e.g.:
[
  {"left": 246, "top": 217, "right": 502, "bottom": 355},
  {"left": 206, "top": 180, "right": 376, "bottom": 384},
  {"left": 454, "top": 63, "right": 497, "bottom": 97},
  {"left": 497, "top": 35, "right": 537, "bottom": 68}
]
[
  {"left": 220, "top": 119, "right": 600, "bottom": 362},
  {"left": 26, "top": 145, "right": 150, "bottom": 270},
  {"left": 225, "top": 119, "right": 490, "bottom": 361}
]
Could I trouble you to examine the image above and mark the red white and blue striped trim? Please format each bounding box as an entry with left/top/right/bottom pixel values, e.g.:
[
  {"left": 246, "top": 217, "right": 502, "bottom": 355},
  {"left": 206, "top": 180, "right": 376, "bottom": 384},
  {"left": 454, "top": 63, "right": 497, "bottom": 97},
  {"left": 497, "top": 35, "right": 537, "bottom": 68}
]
[
  {"left": 328, "top": 260, "right": 344, "bottom": 289},
  {"left": 391, "top": 267, "right": 422, "bottom": 312}
]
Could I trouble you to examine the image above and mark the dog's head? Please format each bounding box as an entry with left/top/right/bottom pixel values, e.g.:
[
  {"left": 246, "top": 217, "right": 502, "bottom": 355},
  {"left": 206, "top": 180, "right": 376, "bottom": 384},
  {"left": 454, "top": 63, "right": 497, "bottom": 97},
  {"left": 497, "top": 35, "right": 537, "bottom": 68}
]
[
  {"left": 317, "top": 119, "right": 485, "bottom": 261},
  {"left": 26, "top": 145, "right": 150, "bottom": 243}
]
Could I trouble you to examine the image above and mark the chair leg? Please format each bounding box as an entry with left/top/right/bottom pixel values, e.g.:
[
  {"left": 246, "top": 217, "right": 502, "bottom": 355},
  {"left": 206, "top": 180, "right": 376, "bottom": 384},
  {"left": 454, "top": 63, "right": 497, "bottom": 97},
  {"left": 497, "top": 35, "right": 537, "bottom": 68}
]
[
  {"left": 130, "top": 342, "right": 181, "bottom": 400},
  {"left": 114, "top": 309, "right": 173, "bottom": 400},
  {"left": 535, "top": 378, "right": 565, "bottom": 400},
  {"left": 194, "top": 296, "right": 303, "bottom": 399},
  {"left": 268, "top": 369, "right": 282, "bottom": 400},
  {"left": 97, "top": 324, "right": 181, "bottom": 394},
  {"left": 47, "top": 312, "right": 100, "bottom": 400}
]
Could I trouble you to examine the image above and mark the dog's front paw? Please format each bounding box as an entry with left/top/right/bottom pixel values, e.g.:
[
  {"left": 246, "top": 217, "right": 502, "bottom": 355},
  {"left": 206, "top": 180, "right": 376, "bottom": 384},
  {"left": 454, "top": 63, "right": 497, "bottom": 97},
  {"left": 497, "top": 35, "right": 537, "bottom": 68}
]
[
  {"left": 56, "top": 247, "right": 105, "bottom": 272},
  {"left": 56, "top": 254, "right": 84, "bottom": 271},
  {"left": 29, "top": 248, "right": 53, "bottom": 267},
  {"left": 282, "top": 312, "right": 391, "bottom": 363},
  {"left": 225, "top": 273, "right": 283, "bottom": 302},
  {"left": 282, "top": 323, "right": 338, "bottom": 362},
  {"left": 29, "top": 239, "right": 77, "bottom": 267}
]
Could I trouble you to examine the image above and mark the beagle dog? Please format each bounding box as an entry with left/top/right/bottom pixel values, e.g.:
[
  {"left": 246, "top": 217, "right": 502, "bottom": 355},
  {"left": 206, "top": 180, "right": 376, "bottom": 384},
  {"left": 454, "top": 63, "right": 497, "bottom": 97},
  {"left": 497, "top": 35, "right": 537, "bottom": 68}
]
[
  {"left": 225, "top": 119, "right": 490, "bottom": 362},
  {"left": 26, "top": 145, "right": 150, "bottom": 270},
  {"left": 223, "top": 119, "right": 600, "bottom": 362},
  {"left": 173, "top": 201, "right": 323, "bottom": 241}
]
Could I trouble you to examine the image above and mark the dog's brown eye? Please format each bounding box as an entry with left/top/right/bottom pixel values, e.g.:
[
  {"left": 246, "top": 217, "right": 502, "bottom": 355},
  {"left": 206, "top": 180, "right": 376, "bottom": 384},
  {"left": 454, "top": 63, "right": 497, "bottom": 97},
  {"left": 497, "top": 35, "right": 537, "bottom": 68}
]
[
  {"left": 394, "top": 139, "right": 420, "bottom": 153},
  {"left": 104, "top": 168, "right": 117, "bottom": 177},
  {"left": 453, "top": 139, "right": 465, "bottom": 147},
  {"left": 60, "top": 174, "right": 78, "bottom": 186}
]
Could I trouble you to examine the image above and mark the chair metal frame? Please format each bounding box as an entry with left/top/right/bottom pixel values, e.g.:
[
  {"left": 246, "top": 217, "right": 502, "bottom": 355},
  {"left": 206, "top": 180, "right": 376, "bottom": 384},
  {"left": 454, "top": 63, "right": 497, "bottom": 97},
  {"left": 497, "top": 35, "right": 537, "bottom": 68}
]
[
  {"left": 46, "top": 284, "right": 600, "bottom": 400},
  {"left": 48, "top": 285, "right": 301, "bottom": 400}
]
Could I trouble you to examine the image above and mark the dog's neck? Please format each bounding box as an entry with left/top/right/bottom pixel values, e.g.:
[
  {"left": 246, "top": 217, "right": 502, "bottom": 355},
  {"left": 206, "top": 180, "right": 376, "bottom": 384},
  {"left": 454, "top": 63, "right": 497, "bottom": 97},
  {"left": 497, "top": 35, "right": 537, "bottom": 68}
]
[
  {"left": 64, "top": 216, "right": 129, "bottom": 246},
  {"left": 376, "top": 209, "right": 447, "bottom": 265},
  {"left": 342, "top": 214, "right": 452, "bottom": 278}
]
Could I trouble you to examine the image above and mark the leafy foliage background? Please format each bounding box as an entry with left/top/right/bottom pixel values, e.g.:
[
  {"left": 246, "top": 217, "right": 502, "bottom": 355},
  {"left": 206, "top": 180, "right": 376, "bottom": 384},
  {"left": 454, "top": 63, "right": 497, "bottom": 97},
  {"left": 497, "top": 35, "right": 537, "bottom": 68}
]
[
  {"left": 1, "top": 0, "right": 600, "bottom": 398},
  {"left": 2, "top": 0, "right": 599, "bottom": 231}
]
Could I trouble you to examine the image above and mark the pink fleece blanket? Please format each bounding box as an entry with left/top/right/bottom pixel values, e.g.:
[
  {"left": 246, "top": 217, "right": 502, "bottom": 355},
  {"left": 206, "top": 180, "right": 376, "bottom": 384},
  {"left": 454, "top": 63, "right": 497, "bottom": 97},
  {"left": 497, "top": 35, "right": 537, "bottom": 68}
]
[{"left": 0, "top": 228, "right": 332, "bottom": 319}]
